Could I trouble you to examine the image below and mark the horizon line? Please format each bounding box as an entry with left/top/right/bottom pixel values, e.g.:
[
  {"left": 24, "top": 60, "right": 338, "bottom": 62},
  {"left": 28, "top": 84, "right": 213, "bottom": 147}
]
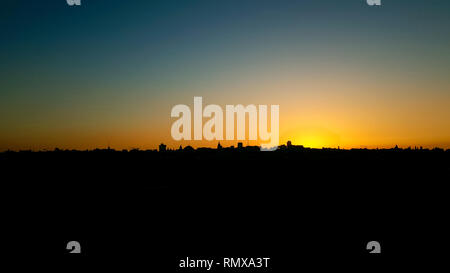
[{"left": 2, "top": 142, "right": 449, "bottom": 153}]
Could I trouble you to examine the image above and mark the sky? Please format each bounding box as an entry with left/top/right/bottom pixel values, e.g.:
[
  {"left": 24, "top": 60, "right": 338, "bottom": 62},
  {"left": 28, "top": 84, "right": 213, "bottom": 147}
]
[{"left": 1, "top": 0, "right": 450, "bottom": 150}]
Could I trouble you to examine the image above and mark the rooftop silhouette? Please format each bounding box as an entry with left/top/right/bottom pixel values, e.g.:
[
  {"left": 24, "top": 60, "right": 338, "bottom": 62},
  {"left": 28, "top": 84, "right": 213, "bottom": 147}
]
[{"left": 1, "top": 141, "right": 449, "bottom": 154}]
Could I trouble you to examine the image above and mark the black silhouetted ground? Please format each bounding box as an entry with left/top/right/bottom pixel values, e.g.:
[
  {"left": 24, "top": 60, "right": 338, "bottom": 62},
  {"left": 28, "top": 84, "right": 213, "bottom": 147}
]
[{"left": 1, "top": 146, "right": 449, "bottom": 269}]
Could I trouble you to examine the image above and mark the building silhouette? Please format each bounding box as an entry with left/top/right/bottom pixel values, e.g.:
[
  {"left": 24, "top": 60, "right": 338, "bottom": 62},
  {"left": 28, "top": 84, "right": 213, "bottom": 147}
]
[{"left": 159, "top": 143, "right": 166, "bottom": 152}]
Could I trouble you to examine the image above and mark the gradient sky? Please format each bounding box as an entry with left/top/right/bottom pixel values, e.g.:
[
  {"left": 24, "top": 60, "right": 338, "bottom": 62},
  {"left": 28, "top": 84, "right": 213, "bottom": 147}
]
[{"left": 1, "top": 0, "right": 450, "bottom": 150}]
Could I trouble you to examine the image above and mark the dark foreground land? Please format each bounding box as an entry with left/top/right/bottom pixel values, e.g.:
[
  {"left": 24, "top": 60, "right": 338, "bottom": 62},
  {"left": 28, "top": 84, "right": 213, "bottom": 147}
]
[{"left": 1, "top": 147, "right": 449, "bottom": 270}]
